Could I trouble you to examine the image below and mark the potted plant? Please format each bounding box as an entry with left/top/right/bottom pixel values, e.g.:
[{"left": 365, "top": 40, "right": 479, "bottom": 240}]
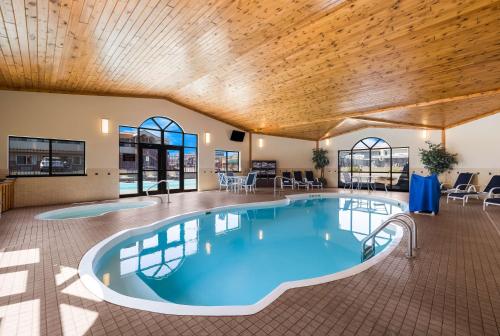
[
  {"left": 419, "top": 141, "right": 458, "bottom": 176},
  {"left": 312, "top": 148, "right": 330, "bottom": 186}
]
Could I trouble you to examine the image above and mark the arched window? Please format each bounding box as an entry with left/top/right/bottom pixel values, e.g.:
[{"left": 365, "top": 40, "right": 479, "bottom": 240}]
[
  {"left": 338, "top": 137, "right": 409, "bottom": 191},
  {"left": 119, "top": 117, "right": 198, "bottom": 196}
]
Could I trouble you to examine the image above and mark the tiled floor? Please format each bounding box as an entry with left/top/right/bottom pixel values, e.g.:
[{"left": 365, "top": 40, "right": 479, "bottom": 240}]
[{"left": 0, "top": 189, "right": 499, "bottom": 336}]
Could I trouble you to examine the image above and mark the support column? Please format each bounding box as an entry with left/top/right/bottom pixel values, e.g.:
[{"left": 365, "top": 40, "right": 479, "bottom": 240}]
[
  {"left": 249, "top": 132, "right": 253, "bottom": 172},
  {"left": 441, "top": 129, "right": 446, "bottom": 148}
]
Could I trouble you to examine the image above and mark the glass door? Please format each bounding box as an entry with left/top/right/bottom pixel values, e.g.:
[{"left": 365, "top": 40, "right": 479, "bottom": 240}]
[
  {"left": 141, "top": 146, "right": 160, "bottom": 194},
  {"left": 166, "top": 148, "right": 181, "bottom": 191}
]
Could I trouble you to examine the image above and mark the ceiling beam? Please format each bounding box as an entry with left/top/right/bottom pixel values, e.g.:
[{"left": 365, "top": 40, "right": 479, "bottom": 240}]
[
  {"left": 351, "top": 116, "right": 443, "bottom": 130},
  {"left": 271, "top": 88, "right": 500, "bottom": 130}
]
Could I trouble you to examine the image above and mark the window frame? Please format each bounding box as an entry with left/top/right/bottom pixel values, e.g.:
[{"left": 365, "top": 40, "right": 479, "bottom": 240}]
[
  {"left": 215, "top": 150, "right": 241, "bottom": 173},
  {"left": 337, "top": 137, "right": 409, "bottom": 192},
  {"left": 8, "top": 136, "right": 86, "bottom": 177},
  {"left": 119, "top": 118, "right": 199, "bottom": 197}
]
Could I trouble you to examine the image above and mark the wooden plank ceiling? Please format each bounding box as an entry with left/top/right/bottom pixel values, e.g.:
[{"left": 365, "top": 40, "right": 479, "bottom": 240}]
[{"left": 0, "top": 0, "right": 499, "bottom": 140}]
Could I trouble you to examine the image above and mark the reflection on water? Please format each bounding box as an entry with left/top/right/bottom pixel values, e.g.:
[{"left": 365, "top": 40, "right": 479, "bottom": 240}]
[{"left": 97, "top": 197, "right": 402, "bottom": 306}]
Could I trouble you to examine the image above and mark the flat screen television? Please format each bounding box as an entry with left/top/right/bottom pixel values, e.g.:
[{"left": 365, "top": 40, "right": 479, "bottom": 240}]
[{"left": 230, "top": 130, "right": 245, "bottom": 142}]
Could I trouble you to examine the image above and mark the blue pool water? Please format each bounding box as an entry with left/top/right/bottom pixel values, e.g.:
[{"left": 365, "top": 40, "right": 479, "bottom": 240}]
[
  {"left": 36, "top": 201, "right": 156, "bottom": 220},
  {"left": 93, "top": 196, "right": 404, "bottom": 307}
]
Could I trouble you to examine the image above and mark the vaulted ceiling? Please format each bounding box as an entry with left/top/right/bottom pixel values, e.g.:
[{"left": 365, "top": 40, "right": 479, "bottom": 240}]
[{"left": 0, "top": 0, "right": 499, "bottom": 140}]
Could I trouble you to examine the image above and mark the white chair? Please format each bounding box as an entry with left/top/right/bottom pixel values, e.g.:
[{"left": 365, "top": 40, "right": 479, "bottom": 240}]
[
  {"left": 342, "top": 172, "right": 355, "bottom": 190},
  {"left": 241, "top": 172, "right": 257, "bottom": 194},
  {"left": 217, "top": 172, "right": 232, "bottom": 191}
]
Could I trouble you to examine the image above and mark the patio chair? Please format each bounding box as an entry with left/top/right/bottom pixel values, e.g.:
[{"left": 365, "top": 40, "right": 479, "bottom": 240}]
[
  {"left": 217, "top": 172, "right": 232, "bottom": 191},
  {"left": 441, "top": 172, "right": 474, "bottom": 194},
  {"left": 241, "top": 172, "right": 257, "bottom": 194},
  {"left": 483, "top": 182, "right": 500, "bottom": 210},
  {"left": 281, "top": 172, "right": 294, "bottom": 189},
  {"left": 304, "top": 171, "right": 323, "bottom": 189},
  {"left": 342, "top": 172, "right": 355, "bottom": 190},
  {"left": 293, "top": 171, "right": 309, "bottom": 189},
  {"left": 448, "top": 175, "right": 500, "bottom": 206}
]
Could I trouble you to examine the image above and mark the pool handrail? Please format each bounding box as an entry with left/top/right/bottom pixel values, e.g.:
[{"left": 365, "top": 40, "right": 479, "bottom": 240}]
[
  {"left": 361, "top": 213, "right": 417, "bottom": 261},
  {"left": 273, "top": 175, "right": 295, "bottom": 196},
  {"left": 145, "top": 180, "right": 171, "bottom": 203}
]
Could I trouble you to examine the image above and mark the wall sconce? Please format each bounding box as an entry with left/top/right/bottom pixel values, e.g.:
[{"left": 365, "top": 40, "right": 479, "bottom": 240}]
[
  {"left": 421, "top": 130, "right": 428, "bottom": 139},
  {"left": 204, "top": 132, "right": 211, "bottom": 144},
  {"left": 101, "top": 119, "right": 109, "bottom": 134},
  {"left": 205, "top": 242, "right": 211, "bottom": 255},
  {"left": 258, "top": 137, "right": 264, "bottom": 148},
  {"left": 325, "top": 233, "right": 330, "bottom": 241},
  {"left": 325, "top": 138, "right": 330, "bottom": 146},
  {"left": 258, "top": 230, "right": 264, "bottom": 240}
]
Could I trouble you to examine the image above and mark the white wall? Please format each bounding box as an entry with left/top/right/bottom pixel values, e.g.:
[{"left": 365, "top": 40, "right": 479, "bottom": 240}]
[
  {"left": 446, "top": 112, "right": 500, "bottom": 187},
  {"left": 319, "top": 128, "right": 441, "bottom": 187},
  {"left": 252, "top": 134, "right": 316, "bottom": 172}
]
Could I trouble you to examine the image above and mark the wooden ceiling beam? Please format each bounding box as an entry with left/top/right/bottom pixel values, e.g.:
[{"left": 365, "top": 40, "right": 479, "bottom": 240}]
[
  {"left": 351, "top": 117, "right": 443, "bottom": 130},
  {"left": 273, "top": 88, "right": 500, "bottom": 130}
]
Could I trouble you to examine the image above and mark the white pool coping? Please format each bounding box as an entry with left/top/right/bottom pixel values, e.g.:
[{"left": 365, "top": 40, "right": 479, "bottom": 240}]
[
  {"left": 35, "top": 200, "right": 157, "bottom": 220},
  {"left": 79, "top": 193, "right": 407, "bottom": 316}
]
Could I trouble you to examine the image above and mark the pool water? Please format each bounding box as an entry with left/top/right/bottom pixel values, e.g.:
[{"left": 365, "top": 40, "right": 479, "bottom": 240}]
[
  {"left": 92, "top": 196, "right": 403, "bottom": 308},
  {"left": 36, "top": 201, "right": 156, "bottom": 220}
]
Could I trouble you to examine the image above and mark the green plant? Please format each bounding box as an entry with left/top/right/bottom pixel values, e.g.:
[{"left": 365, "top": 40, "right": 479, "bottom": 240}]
[
  {"left": 312, "top": 148, "right": 330, "bottom": 186},
  {"left": 419, "top": 141, "right": 458, "bottom": 175}
]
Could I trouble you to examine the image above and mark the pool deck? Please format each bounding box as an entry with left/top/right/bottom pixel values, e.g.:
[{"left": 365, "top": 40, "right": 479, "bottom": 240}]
[{"left": 0, "top": 189, "right": 499, "bottom": 336}]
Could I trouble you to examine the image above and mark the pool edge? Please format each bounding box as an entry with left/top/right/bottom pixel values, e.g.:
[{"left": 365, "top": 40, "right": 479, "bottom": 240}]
[{"left": 78, "top": 192, "right": 407, "bottom": 316}]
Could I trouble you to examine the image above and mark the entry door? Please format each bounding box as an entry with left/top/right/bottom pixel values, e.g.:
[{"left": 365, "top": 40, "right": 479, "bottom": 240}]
[
  {"left": 141, "top": 146, "right": 160, "bottom": 194},
  {"left": 166, "top": 148, "right": 182, "bottom": 191}
]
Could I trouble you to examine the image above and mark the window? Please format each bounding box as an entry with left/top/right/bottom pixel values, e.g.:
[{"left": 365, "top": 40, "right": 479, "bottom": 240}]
[
  {"left": 9, "top": 136, "right": 85, "bottom": 176},
  {"left": 119, "top": 117, "right": 198, "bottom": 196},
  {"left": 215, "top": 150, "right": 240, "bottom": 172},
  {"left": 338, "top": 137, "right": 409, "bottom": 191}
]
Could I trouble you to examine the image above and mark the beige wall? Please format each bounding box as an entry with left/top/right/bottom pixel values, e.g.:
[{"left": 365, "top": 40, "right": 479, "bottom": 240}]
[
  {"left": 445, "top": 113, "right": 500, "bottom": 188},
  {"left": 319, "top": 128, "right": 442, "bottom": 187},
  {"left": 0, "top": 90, "right": 318, "bottom": 207},
  {"left": 0, "top": 90, "right": 250, "bottom": 206},
  {"left": 251, "top": 134, "right": 316, "bottom": 173}
]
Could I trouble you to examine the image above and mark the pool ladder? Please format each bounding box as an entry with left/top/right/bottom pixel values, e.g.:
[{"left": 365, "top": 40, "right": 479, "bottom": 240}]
[
  {"left": 145, "top": 180, "right": 171, "bottom": 204},
  {"left": 361, "top": 213, "right": 417, "bottom": 261},
  {"left": 273, "top": 176, "right": 295, "bottom": 196}
]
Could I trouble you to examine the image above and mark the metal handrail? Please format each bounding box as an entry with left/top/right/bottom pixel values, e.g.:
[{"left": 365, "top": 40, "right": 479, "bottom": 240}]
[
  {"left": 361, "top": 213, "right": 417, "bottom": 261},
  {"left": 145, "top": 180, "right": 171, "bottom": 203},
  {"left": 274, "top": 176, "right": 295, "bottom": 196},
  {"left": 392, "top": 213, "right": 418, "bottom": 249}
]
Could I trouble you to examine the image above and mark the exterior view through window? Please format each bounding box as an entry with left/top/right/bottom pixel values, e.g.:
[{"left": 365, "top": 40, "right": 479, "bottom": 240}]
[
  {"left": 338, "top": 137, "right": 409, "bottom": 191},
  {"left": 119, "top": 117, "right": 198, "bottom": 196},
  {"left": 215, "top": 150, "right": 240, "bottom": 172},
  {"left": 8, "top": 136, "right": 85, "bottom": 176}
]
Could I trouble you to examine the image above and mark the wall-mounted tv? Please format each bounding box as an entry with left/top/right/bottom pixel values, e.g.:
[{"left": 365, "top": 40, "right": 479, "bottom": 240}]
[{"left": 230, "top": 130, "right": 245, "bottom": 142}]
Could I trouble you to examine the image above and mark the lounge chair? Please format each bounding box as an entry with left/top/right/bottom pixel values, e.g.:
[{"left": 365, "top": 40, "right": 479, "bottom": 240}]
[
  {"left": 441, "top": 172, "right": 474, "bottom": 194},
  {"left": 281, "top": 172, "right": 294, "bottom": 189},
  {"left": 391, "top": 163, "right": 410, "bottom": 191},
  {"left": 241, "top": 172, "right": 257, "bottom": 194},
  {"left": 304, "top": 171, "right": 323, "bottom": 189},
  {"left": 448, "top": 175, "right": 500, "bottom": 206},
  {"left": 293, "top": 171, "right": 309, "bottom": 189},
  {"left": 483, "top": 184, "right": 500, "bottom": 210}
]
